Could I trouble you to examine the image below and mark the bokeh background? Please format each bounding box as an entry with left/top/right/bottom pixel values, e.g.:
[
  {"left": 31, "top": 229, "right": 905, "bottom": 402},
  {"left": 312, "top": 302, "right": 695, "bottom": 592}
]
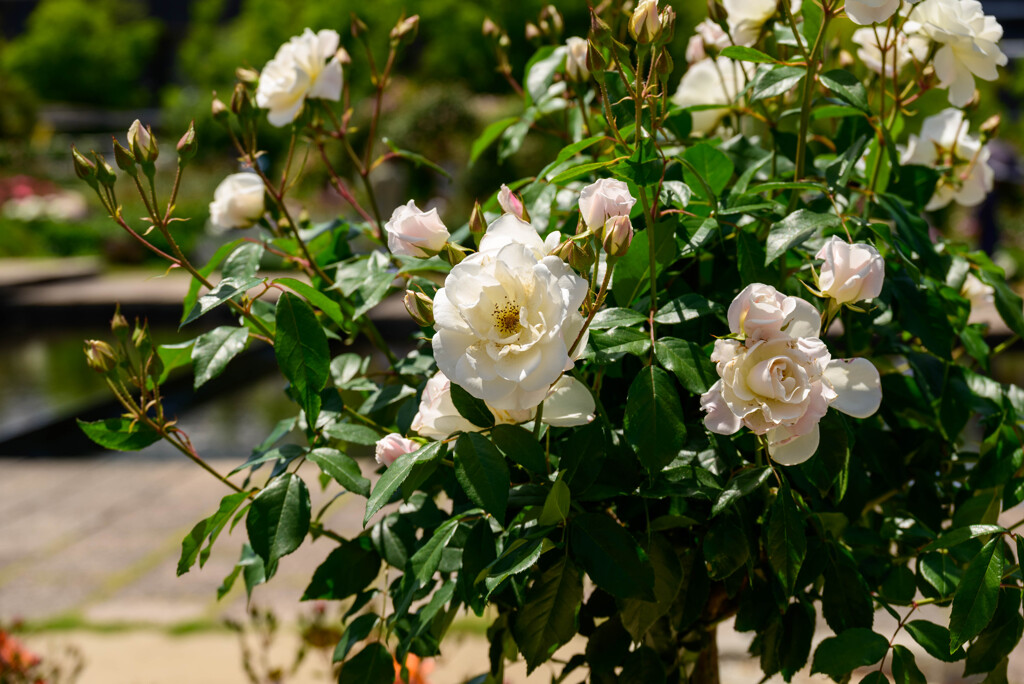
[{"left": 2, "top": 1, "right": 1024, "bottom": 683}]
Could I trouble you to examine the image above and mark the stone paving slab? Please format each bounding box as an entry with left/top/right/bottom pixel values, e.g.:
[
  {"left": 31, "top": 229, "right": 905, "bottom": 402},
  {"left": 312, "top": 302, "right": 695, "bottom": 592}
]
[{"left": 0, "top": 257, "right": 100, "bottom": 288}]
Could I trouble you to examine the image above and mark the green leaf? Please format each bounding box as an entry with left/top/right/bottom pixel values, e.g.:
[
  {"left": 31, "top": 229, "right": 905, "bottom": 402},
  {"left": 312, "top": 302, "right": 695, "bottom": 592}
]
[
  {"left": 653, "top": 293, "right": 722, "bottom": 325},
  {"left": 891, "top": 645, "right": 927, "bottom": 684},
  {"left": 584, "top": 327, "right": 651, "bottom": 364},
  {"left": 539, "top": 134, "right": 607, "bottom": 180},
  {"left": 918, "top": 552, "right": 960, "bottom": 599},
  {"left": 621, "top": 534, "right": 684, "bottom": 642},
  {"left": 482, "top": 537, "right": 545, "bottom": 595},
  {"left": 766, "top": 482, "right": 806, "bottom": 594},
  {"left": 923, "top": 524, "right": 1005, "bottom": 551},
  {"left": 612, "top": 137, "right": 661, "bottom": 187},
  {"left": 381, "top": 137, "right": 452, "bottom": 179},
  {"left": 410, "top": 515, "right": 463, "bottom": 583},
  {"left": 590, "top": 307, "right": 647, "bottom": 330},
  {"left": 303, "top": 537, "right": 381, "bottom": 600},
  {"left": 308, "top": 448, "right": 370, "bottom": 497},
  {"left": 490, "top": 424, "right": 547, "bottom": 475},
  {"left": 525, "top": 45, "right": 566, "bottom": 103},
  {"left": 364, "top": 441, "right": 444, "bottom": 525},
  {"left": 156, "top": 341, "right": 193, "bottom": 384},
  {"left": 904, "top": 620, "right": 966, "bottom": 662},
  {"left": 512, "top": 556, "right": 583, "bottom": 673},
  {"left": 549, "top": 158, "right": 624, "bottom": 185},
  {"left": 177, "top": 491, "right": 249, "bottom": 576},
  {"left": 964, "top": 589, "right": 1024, "bottom": 675},
  {"left": 470, "top": 116, "right": 518, "bottom": 166},
  {"left": 333, "top": 613, "right": 378, "bottom": 663},
  {"left": 766, "top": 209, "right": 839, "bottom": 264},
  {"left": 181, "top": 238, "right": 244, "bottom": 325},
  {"left": 221, "top": 242, "right": 263, "bottom": 281},
  {"left": 275, "top": 293, "right": 330, "bottom": 427},
  {"left": 712, "top": 467, "right": 771, "bottom": 517},
  {"left": 612, "top": 221, "right": 677, "bottom": 306},
  {"left": 539, "top": 479, "right": 571, "bottom": 526},
  {"left": 570, "top": 512, "right": 655, "bottom": 600},
  {"left": 749, "top": 65, "right": 805, "bottom": 102},
  {"left": 624, "top": 366, "right": 687, "bottom": 471},
  {"left": 449, "top": 383, "right": 495, "bottom": 429},
  {"left": 703, "top": 515, "right": 749, "bottom": 580},
  {"left": 823, "top": 548, "right": 874, "bottom": 632},
  {"left": 274, "top": 277, "right": 352, "bottom": 331},
  {"left": 246, "top": 472, "right": 311, "bottom": 570},
  {"left": 976, "top": 267, "right": 1024, "bottom": 339},
  {"left": 950, "top": 535, "right": 1004, "bottom": 652},
  {"left": 454, "top": 433, "right": 510, "bottom": 521},
  {"left": 820, "top": 69, "right": 871, "bottom": 112},
  {"left": 860, "top": 673, "right": 890, "bottom": 684},
  {"left": 810, "top": 628, "right": 889, "bottom": 681},
  {"left": 191, "top": 326, "right": 249, "bottom": 388},
  {"left": 181, "top": 276, "right": 261, "bottom": 326},
  {"left": 720, "top": 45, "right": 777, "bottom": 63},
  {"left": 339, "top": 642, "right": 394, "bottom": 684},
  {"left": 324, "top": 423, "right": 381, "bottom": 446},
  {"left": 77, "top": 417, "right": 160, "bottom": 452},
  {"left": 681, "top": 143, "right": 734, "bottom": 200}
]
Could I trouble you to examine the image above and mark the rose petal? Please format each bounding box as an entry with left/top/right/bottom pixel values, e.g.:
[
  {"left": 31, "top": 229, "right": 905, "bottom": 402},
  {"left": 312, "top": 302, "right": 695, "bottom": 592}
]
[
  {"left": 701, "top": 381, "right": 743, "bottom": 435},
  {"left": 542, "top": 376, "right": 596, "bottom": 427},
  {"left": 824, "top": 358, "right": 882, "bottom": 418},
  {"left": 768, "top": 423, "right": 820, "bottom": 466}
]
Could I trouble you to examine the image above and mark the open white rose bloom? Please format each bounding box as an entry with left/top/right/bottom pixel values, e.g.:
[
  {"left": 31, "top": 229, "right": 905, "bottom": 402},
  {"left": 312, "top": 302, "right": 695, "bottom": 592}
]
[
  {"left": 431, "top": 215, "right": 588, "bottom": 411},
  {"left": 701, "top": 284, "right": 882, "bottom": 465},
  {"left": 901, "top": 108, "right": 995, "bottom": 210},
  {"left": 209, "top": 172, "right": 266, "bottom": 231},
  {"left": 851, "top": 27, "right": 928, "bottom": 77},
  {"left": 672, "top": 57, "right": 751, "bottom": 136},
  {"left": 256, "top": 28, "right": 344, "bottom": 127},
  {"left": 905, "top": 0, "right": 1006, "bottom": 107}
]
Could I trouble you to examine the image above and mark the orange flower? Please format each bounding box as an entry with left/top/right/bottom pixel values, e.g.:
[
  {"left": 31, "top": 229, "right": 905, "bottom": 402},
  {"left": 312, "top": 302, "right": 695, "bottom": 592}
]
[
  {"left": 0, "top": 629, "right": 42, "bottom": 671},
  {"left": 392, "top": 652, "right": 434, "bottom": 684}
]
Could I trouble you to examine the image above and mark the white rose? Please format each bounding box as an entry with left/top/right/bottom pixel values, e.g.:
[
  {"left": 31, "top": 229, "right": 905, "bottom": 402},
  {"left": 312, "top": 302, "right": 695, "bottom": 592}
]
[
  {"left": 905, "top": 0, "right": 1007, "bottom": 107},
  {"left": 852, "top": 28, "right": 929, "bottom": 77},
  {"left": 384, "top": 200, "right": 451, "bottom": 257},
  {"left": 565, "top": 37, "right": 590, "bottom": 82},
  {"left": 578, "top": 178, "right": 636, "bottom": 230},
  {"left": 702, "top": 285, "right": 882, "bottom": 465},
  {"left": 431, "top": 220, "right": 588, "bottom": 411},
  {"left": 815, "top": 236, "right": 885, "bottom": 304},
  {"left": 375, "top": 433, "right": 419, "bottom": 467},
  {"left": 411, "top": 371, "right": 594, "bottom": 440},
  {"left": 256, "top": 28, "right": 344, "bottom": 127},
  {"left": 209, "top": 173, "right": 265, "bottom": 230},
  {"left": 478, "top": 213, "right": 562, "bottom": 259},
  {"left": 671, "top": 57, "right": 751, "bottom": 137},
  {"left": 900, "top": 108, "right": 995, "bottom": 210},
  {"left": 722, "top": 0, "right": 778, "bottom": 45},
  {"left": 844, "top": 0, "right": 901, "bottom": 25},
  {"left": 727, "top": 283, "right": 821, "bottom": 341},
  {"left": 687, "top": 20, "right": 730, "bottom": 63}
]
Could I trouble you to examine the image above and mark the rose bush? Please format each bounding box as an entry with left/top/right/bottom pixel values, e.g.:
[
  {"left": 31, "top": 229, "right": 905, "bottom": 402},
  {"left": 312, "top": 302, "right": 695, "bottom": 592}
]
[{"left": 73, "top": 2, "right": 1024, "bottom": 683}]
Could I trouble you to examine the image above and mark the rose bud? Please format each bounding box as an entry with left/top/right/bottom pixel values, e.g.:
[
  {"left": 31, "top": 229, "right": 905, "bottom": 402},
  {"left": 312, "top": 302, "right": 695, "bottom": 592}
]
[
  {"left": 127, "top": 119, "right": 158, "bottom": 164},
  {"left": 497, "top": 184, "right": 528, "bottom": 221},
  {"left": 629, "top": 0, "right": 661, "bottom": 44},
  {"left": 404, "top": 290, "right": 434, "bottom": 328},
  {"left": 578, "top": 178, "right": 636, "bottom": 230},
  {"left": 565, "top": 37, "right": 590, "bottom": 82},
  {"left": 91, "top": 152, "right": 117, "bottom": 189},
  {"left": 469, "top": 201, "right": 487, "bottom": 245},
  {"left": 384, "top": 200, "right": 451, "bottom": 257},
  {"left": 84, "top": 340, "right": 118, "bottom": 373},
  {"left": 177, "top": 120, "right": 198, "bottom": 166},
  {"left": 815, "top": 236, "right": 885, "bottom": 305},
  {"left": 211, "top": 96, "right": 230, "bottom": 122},
  {"left": 71, "top": 145, "right": 98, "bottom": 187},
  {"left": 112, "top": 138, "right": 137, "bottom": 176},
  {"left": 375, "top": 433, "right": 419, "bottom": 467},
  {"left": 602, "top": 215, "right": 634, "bottom": 257}
]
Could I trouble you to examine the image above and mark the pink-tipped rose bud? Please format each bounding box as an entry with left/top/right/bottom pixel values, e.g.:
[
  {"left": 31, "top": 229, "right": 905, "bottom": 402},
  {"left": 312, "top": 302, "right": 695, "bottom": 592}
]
[
  {"left": 497, "top": 184, "right": 528, "bottom": 221},
  {"left": 84, "top": 340, "right": 118, "bottom": 373},
  {"left": 385, "top": 200, "right": 450, "bottom": 257},
  {"left": 602, "top": 215, "right": 634, "bottom": 257},
  {"left": 375, "top": 433, "right": 419, "bottom": 466},
  {"left": 177, "top": 120, "right": 198, "bottom": 165},
  {"left": 127, "top": 119, "right": 158, "bottom": 164},
  {"left": 578, "top": 178, "right": 636, "bottom": 230},
  {"left": 815, "top": 236, "right": 885, "bottom": 305}
]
